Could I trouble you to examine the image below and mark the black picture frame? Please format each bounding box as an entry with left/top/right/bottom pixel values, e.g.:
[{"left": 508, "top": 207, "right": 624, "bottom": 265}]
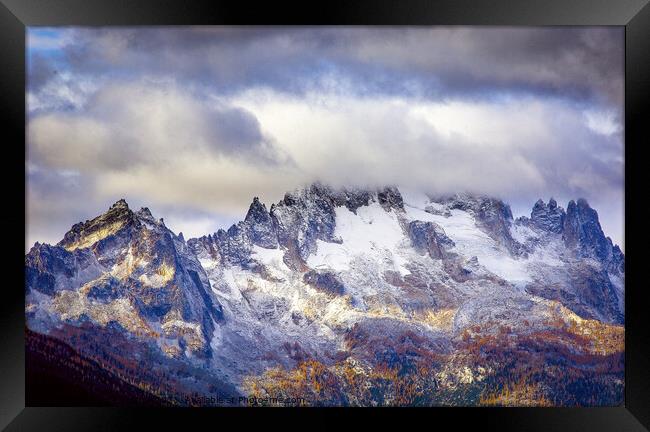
[{"left": 2, "top": 0, "right": 649, "bottom": 430}]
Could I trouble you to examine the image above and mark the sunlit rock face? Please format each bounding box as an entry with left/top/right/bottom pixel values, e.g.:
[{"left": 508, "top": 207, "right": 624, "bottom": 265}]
[
  {"left": 25, "top": 184, "right": 625, "bottom": 405},
  {"left": 26, "top": 199, "right": 223, "bottom": 359}
]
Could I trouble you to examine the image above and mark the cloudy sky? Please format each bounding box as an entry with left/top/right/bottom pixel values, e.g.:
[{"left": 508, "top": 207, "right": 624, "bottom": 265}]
[{"left": 26, "top": 26, "right": 624, "bottom": 251}]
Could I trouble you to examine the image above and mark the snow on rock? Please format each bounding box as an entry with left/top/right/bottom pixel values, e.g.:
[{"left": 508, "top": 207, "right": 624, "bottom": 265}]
[
  {"left": 251, "top": 245, "right": 289, "bottom": 273},
  {"left": 307, "top": 203, "right": 410, "bottom": 275},
  {"left": 510, "top": 223, "right": 539, "bottom": 244},
  {"left": 404, "top": 192, "right": 530, "bottom": 284}
]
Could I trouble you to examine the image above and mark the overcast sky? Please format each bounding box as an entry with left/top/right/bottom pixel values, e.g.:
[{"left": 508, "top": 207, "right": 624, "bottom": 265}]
[{"left": 26, "top": 26, "right": 624, "bottom": 251}]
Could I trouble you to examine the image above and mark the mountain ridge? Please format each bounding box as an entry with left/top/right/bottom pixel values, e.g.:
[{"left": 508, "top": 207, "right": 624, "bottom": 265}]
[{"left": 24, "top": 183, "right": 625, "bottom": 406}]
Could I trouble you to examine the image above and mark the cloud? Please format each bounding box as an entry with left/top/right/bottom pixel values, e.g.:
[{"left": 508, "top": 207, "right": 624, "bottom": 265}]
[
  {"left": 29, "top": 27, "right": 623, "bottom": 109},
  {"left": 29, "top": 80, "right": 288, "bottom": 172},
  {"left": 232, "top": 90, "right": 623, "bottom": 202},
  {"left": 26, "top": 27, "right": 625, "bottom": 249}
]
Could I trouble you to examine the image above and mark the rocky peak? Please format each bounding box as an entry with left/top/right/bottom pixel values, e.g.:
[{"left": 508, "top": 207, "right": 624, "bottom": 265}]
[
  {"left": 563, "top": 199, "right": 613, "bottom": 263},
  {"left": 110, "top": 198, "right": 129, "bottom": 210},
  {"left": 337, "top": 189, "right": 373, "bottom": 214},
  {"left": 245, "top": 197, "right": 271, "bottom": 225},
  {"left": 436, "top": 193, "right": 511, "bottom": 218},
  {"left": 27, "top": 197, "right": 224, "bottom": 359},
  {"left": 57, "top": 200, "right": 138, "bottom": 251},
  {"left": 475, "top": 198, "right": 523, "bottom": 256},
  {"left": 377, "top": 186, "right": 404, "bottom": 212},
  {"left": 530, "top": 198, "right": 565, "bottom": 234},
  {"left": 104, "top": 199, "right": 134, "bottom": 219},
  {"left": 302, "top": 183, "right": 374, "bottom": 214},
  {"left": 136, "top": 207, "right": 155, "bottom": 221},
  {"left": 243, "top": 197, "right": 277, "bottom": 249},
  {"left": 270, "top": 185, "right": 338, "bottom": 262},
  {"left": 309, "top": 182, "right": 335, "bottom": 199}
]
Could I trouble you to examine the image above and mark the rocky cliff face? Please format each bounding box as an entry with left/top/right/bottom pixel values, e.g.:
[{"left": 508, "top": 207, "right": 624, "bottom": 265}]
[
  {"left": 530, "top": 198, "right": 566, "bottom": 234},
  {"left": 514, "top": 197, "right": 624, "bottom": 324},
  {"left": 26, "top": 200, "right": 223, "bottom": 359},
  {"left": 25, "top": 184, "right": 625, "bottom": 404},
  {"left": 432, "top": 194, "right": 527, "bottom": 257},
  {"left": 564, "top": 199, "right": 624, "bottom": 270}
]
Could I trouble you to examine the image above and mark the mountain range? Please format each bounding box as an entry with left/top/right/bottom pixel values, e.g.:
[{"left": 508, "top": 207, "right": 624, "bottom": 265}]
[{"left": 25, "top": 184, "right": 625, "bottom": 406}]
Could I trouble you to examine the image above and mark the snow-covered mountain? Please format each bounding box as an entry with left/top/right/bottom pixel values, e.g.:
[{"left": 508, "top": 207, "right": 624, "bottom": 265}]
[
  {"left": 25, "top": 184, "right": 625, "bottom": 406},
  {"left": 26, "top": 199, "right": 222, "bottom": 359}
]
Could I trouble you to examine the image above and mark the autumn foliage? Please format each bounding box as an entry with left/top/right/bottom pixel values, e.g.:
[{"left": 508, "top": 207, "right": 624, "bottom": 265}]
[{"left": 243, "top": 322, "right": 624, "bottom": 407}]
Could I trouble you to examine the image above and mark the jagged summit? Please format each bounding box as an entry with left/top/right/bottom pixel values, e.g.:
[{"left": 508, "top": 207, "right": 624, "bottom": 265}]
[
  {"left": 110, "top": 198, "right": 129, "bottom": 210},
  {"left": 54, "top": 199, "right": 173, "bottom": 253},
  {"left": 274, "top": 182, "right": 404, "bottom": 214},
  {"left": 27, "top": 196, "right": 223, "bottom": 360},
  {"left": 529, "top": 197, "right": 566, "bottom": 234},
  {"left": 515, "top": 197, "right": 622, "bottom": 271},
  {"left": 244, "top": 197, "right": 271, "bottom": 224},
  {"left": 57, "top": 201, "right": 135, "bottom": 251},
  {"left": 564, "top": 197, "right": 614, "bottom": 262},
  {"left": 136, "top": 206, "right": 154, "bottom": 220},
  {"left": 189, "top": 184, "right": 407, "bottom": 269}
]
